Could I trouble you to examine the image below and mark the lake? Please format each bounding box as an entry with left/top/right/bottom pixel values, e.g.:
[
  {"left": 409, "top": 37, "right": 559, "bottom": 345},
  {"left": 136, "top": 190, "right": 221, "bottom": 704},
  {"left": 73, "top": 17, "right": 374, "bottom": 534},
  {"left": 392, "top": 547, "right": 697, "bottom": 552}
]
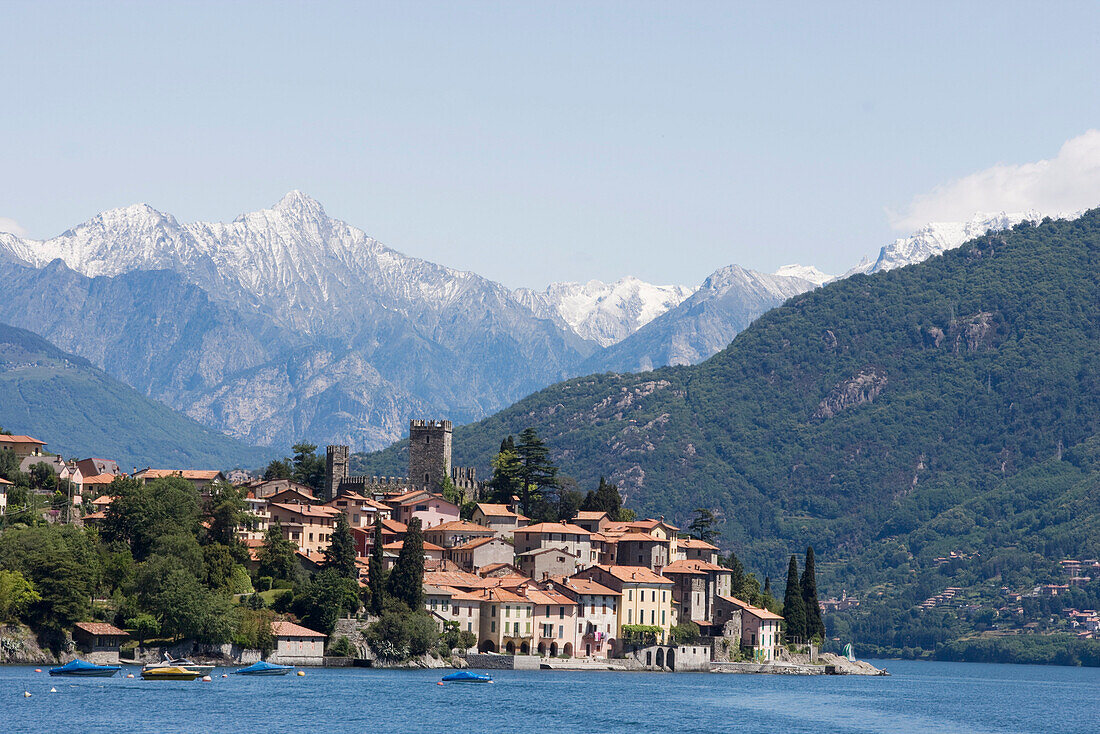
[{"left": 1, "top": 660, "right": 1096, "bottom": 733}]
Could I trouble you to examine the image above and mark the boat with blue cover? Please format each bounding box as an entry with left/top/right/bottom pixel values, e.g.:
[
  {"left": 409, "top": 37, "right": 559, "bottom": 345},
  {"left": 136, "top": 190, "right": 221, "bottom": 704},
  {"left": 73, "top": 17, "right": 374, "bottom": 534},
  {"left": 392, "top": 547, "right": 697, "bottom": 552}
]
[
  {"left": 441, "top": 671, "right": 493, "bottom": 683},
  {"left": 48, "top": 659, "right": 122, "bottom": 677},
  {"left": 232, "top": 660, "right": 296, "bottom": 676}
]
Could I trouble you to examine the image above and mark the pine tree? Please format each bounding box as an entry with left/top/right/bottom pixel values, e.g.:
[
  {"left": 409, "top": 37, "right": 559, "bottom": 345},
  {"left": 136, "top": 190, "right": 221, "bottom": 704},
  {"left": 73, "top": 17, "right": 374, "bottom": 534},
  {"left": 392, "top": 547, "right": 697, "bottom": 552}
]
[
  {"left": 782, "top": 554, "right": 806, "bottom": 642},
  {"left": 688, "top": 508, "right": 719, "bottom": 542},
  {"left": 515, "top": 427, "right": 558, "bottom": 519},
  {"left": 257, "top": 519, "right": 298, "bottom": 582},
  {"left": 581, "top": 477, "right": 626, "bottom": 520},
  {"left": 801, "top": 546, "right": 825, "bottom": 641},
  {"left": 324, "top": 513, "right": 357, "bottom": 580},
  {"left": 368, "top": 513, "right": 386, "bottom": 615},
  {"left": 387, "top": 517, "right": 424, "bottom": 610},
  {"left": 489, "top": 437, "right": 523, "bottom": 505}
]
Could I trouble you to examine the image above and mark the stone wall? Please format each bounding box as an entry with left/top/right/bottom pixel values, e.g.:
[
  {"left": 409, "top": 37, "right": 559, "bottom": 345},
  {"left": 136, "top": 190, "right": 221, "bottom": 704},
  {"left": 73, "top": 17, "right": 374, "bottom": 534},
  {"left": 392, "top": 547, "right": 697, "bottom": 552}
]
[
  {"left": 623, "top": 644, "right": 710, "bottom": 671},
  {"left": 462, "top": 653, "right": 541, "bottom": 670}
]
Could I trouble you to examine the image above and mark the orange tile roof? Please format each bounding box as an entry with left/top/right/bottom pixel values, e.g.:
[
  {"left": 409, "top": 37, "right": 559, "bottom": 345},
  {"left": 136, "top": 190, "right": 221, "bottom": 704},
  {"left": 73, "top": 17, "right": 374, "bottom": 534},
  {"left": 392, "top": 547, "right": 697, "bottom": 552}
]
[
  {"left": 270, "top": 502, "right": 340, "bottom": 518},
  {"left": 593, "top": 565, "right": 673, "bottom": 585},
  {"left": 428, "top": 520, "right": 496, "bottom": 533},
  {"left": 390, "top": 489, "right": 429, "bottom": 504},
  {"left": 136, "top": 469, "right": 222, "bottom": 480},
  {"left": 423, "top": 570, "right": 487, "bottom": 589},
  {"left": 475, "top": 587, "right": 530, "bottom": 604},
  {"left": 677, "top": 538, "right": 719, "bottom": 550},
  {"left": 513, "top": 522, "right": 591, "bottom": 536},
  {"left": 82, "top": 474, "right": 119, "bottom": 485},
  {"left": 74, "top": 622, "right": 127, "bottom": 637},
  {"left": 574, "top": 511, "right": 609, "bottom": 520},
  {"left": 82, "top": 511, "right": 108, "bottom": 520},
  {"left": 477, "top": 562, "right": 522, "bottom": 576},
  {"left": 616, "top": 532, "right": 664, "bottom": 543},
  {"left": 664, "top": 559, "right": 728, "bottom": 574},
  {"left": 474, "top": 503, "right": 522, "bottom": 518},
  {"left": 552, "top": 576, "right": 620, "bottom": 596},
  {"left": 629, "top": 519, "right": 680, "bottom": 532},
  {"left": 525, "top": 588, "right": 577, "bottom": 606},
  {"left": 381, "top": 518, "right": 408, "bottom": 533},
  {"left": 271, "top": 620, "right": 326, "bottom": 638},
  {"left": 451, "top": 536, "right": 500, "bottom": 551},
  {"left": 0, "top": 435, "right": 45, "bottom": 445},
  {"left": 383, "top": 540, "right": 444, "bottom": 552},
  {"left": 720, "top": 595, "right": 784, "bottom": 620}
]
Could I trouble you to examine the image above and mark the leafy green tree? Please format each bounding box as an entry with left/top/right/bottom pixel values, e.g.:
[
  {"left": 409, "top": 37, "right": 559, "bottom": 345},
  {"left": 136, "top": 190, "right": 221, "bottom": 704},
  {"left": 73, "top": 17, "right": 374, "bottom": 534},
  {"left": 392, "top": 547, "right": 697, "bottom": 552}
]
[
  {"left": 203, "top": 543, "right": 239, "bottom": 592},
  {"left": 292, "top": 568, "right": 360, "bottom": 635},
  {"left": 722, "top": 551, "right": 746, "bottom": 597},
  {"left": 257, "top": 519, "right": 299, "bottom": 583},
  {"left": 555, "top": 477, "right": 584, "bottom": 524},
  {"left": 387, "top": 518, "right": 424, "bottom": 610},
  {"left": 782, "top": 555, "right": 807, "bottom": 641},
  {"left": 0, "top": 569, "right": 41, "bottom": 622},
  {"left": 263, "top": 458, "right": 293, "bottom": 481},
  {"left": 204, "top": 479, "right": 253, "bottom": 547},
  {"left": 801, "top": 546, "right": 825, "bottom": 641},
  {"left": 0, "top": 448, "right": 19, "bottom": 482},
  {"left": 0, "top": 525, "right": 98, "bottom": 632},
  {"left": 688, "top": 508, "right": 720, "bottom": 543},
  {"left": 327, "top": 635, "right": 356, "bottom": 657},
  {"left": 324, "top": 513, "right": 358, "bottom": 580},
  {"left": 102, "top": 476, "right": 200, "bottom": 560},
  {"left": 126, "top": 613, "right": 160, "bottom": 646},
  {"left": 368, "top": 513, "right": 387, "bottom": 616},
  {"left": 291, "top": 443, "right": 326, "bottom": 492}
]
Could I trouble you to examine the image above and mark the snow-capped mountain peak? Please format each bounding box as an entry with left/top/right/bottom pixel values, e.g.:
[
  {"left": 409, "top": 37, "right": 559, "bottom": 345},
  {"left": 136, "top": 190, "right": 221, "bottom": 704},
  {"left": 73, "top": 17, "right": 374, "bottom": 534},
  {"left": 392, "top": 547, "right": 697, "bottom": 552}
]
[
  {"left": 515, "top": 276, "right": 695, "bottom": 347},
  {"left": 773, "top": 263, "right": 833, "bottom": 286}
]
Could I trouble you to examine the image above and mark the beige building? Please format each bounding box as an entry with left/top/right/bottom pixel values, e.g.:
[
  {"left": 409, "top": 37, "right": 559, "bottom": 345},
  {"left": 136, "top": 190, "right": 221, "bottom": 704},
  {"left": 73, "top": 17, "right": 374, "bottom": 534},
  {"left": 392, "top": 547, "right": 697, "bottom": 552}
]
[
  {"left": 471, "top": 503, "right": 528, "bottom": 537},
  {"left": 476, "top": 586, "right": 534, "bottom": 654},
  {"left": 423, "top": 519, "right": 496, "bottom": 549},
  {"left": 0, "top": 477, "right": 9, "bottom": 514},
  {"left": 446, "top": 536, "right": 514, "bottom": 573},
  {"left": 663, "top": 558, "right": 732, "bottom": 625},
  {"left": 0, "top": 435, "right": 46, "bottom": 460},
  {"left": 574, "top": 565, "right": 674, "bottom": 644},
  {"left": 268, "top": 501, "right": 340, "bottom": 554},
  {"left": 326, "top": 491, "right": 391, "bottom": 529},
  {"left": 714, "top": 595, "right": 784, "bottom": 662},
  {"left": 517, "top": 546, "right": 581, "bottom": 580},
  {"left": 513, "top": 522, "right": 595, "bottom": 566},
  {"left": 527, "top": 587, "right": 579, "bottom": 657},
  {"left": 544, "top": 576, "right": 620, "bottom": 658},
  {"left": 675, "top": 537, "right": 721, "bottom": 564}
]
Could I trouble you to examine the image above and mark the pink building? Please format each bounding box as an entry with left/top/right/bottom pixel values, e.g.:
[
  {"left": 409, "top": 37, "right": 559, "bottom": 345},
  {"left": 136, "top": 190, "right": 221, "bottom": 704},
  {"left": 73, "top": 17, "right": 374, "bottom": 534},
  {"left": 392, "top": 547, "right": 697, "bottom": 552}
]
[
  {"left": 387, "top": 490, "right": 460, "bottom": 529},
  {"left": 527, "top": 587, "right": 580, "bottom": 657}
]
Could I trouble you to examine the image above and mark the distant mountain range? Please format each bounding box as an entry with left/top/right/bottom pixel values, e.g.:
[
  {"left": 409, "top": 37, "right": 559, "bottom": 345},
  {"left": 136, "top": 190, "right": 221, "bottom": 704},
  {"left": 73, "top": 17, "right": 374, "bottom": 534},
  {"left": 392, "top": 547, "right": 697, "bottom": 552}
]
[
  {"left": 0, "top": 322, "right": 272, "bottom": 470},
  {"left": 0, "top": 193, "right": 1068, "bottom": 453}
]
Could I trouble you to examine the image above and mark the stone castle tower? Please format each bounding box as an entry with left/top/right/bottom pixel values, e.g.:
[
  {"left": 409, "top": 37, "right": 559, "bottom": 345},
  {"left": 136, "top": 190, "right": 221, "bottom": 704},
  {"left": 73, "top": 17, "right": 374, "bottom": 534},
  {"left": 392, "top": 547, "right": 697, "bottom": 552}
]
[
  {"left": 409, "top": 419, "right": 452, "bottom": 491},
  {"left": 325, "top": 444, "right": 349, "bottom": 501}
]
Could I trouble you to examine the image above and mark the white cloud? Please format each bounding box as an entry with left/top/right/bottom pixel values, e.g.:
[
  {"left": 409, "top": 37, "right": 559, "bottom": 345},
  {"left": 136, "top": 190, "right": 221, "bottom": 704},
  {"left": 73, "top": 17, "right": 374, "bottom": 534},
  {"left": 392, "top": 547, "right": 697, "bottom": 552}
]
[
  {"left": 0, "top": 217, "right": 27, "bottom": 236},
  {"left": 891, "top": 130, "right": 1100, "bottom": 230}
]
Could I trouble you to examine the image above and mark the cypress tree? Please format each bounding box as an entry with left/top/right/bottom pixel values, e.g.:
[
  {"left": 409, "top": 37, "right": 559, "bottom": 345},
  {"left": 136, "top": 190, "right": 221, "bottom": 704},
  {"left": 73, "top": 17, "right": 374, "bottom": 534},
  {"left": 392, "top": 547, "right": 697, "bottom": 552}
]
[
  {"left": 723, "top": 551, "right": 746, "bottom": 598},
  {"left": 387, "top": 517, "right": 424, "bottom": 610},
  {"left": 782, "top": 554, "right": 806, "bottom": 641},
  {"left": 324, "top": 513, "right": 357, "bottom": 580},
  {"left": 801, "top": 546, "right": 825, "bottom": 641},
  {"left": 368, "top": 513, "right": 386, "bottom": 615}
]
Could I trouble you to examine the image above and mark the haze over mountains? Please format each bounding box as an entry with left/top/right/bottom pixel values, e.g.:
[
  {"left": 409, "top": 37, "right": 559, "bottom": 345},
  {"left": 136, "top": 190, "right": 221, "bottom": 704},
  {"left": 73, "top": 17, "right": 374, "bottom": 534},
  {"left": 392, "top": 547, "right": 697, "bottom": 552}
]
[{"left": 0, "top": 192, "right": 1067, "bottom": 454}]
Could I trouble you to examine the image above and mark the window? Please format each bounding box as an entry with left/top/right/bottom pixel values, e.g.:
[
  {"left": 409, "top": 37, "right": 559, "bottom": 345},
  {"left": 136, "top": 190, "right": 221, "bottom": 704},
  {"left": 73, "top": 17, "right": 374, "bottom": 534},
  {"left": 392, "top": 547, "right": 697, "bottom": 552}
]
[
  {"left": 505, "top": 605, "right": 511, "bottom": 617},
  {"left": 627, "top": 590, "right": 633, "bottom": 601},
  {"left": 650, "top": 610, "right": 655, "bottom": 625},
  {"left": 491, "top": 621, "right": 496, "bottom": 633},
  {"left": 627, "top": 609, "right": 633, "bottom": 624},
  {"left": 559, "top": 606, "right": 565, "bottom": 619},
  {"left": 662, "top": 591, "right": 667, "bottom": 602},
  {"left": 527, "top": 606, "right": 532, "bottom": 618},
  {"left": 661, "top": 610, "right": 666, "bottom": 625},
  {"left": 491, "top": 606, "right": 496, "bottom": 617}
]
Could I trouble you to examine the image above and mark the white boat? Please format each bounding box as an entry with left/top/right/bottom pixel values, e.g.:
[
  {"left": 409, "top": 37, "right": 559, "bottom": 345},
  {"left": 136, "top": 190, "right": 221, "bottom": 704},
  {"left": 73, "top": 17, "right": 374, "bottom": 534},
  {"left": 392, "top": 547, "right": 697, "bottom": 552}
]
[{"left": 143, "top": 652, "right": 215, "bottom": 676}]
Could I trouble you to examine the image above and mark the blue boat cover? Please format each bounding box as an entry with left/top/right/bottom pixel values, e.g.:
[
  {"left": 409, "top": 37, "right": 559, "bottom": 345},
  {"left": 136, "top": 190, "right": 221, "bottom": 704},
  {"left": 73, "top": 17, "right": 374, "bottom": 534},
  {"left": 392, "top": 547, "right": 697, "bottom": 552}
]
[
  {"left": 233, "top": 660, "right": 295, "bottom": 674},
  {"left": 441, "top": 670, "right": 492, "bottom": 682},
  {"left": 49, "top": 659, "right": 121, "bottom": 674}
]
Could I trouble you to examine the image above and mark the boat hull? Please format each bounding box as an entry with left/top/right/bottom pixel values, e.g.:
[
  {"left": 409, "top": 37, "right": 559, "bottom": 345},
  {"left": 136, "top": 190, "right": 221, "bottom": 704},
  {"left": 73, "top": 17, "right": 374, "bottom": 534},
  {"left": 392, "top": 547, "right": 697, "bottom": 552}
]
[
  {"left": 141, "top": 666, "right": 203, "bottom": 681},
  {"left": 235, "top": 668, "right": 293, "bottom": 676},
  {"left": 49, "top": 668, "right": 121, "bottom": 677}
]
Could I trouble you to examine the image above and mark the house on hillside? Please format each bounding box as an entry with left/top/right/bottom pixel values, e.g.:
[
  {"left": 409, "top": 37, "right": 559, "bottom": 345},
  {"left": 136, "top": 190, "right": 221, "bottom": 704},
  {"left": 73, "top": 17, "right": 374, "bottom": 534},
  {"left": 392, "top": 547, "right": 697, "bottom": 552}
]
[
  {"left": 76, "top": 458, "right": 120, "bottom": 478},
  {"left": 512, "top": 522, "right": 594, "bottom": 566},
  {"left": 471, "top": 503, "right": 528, "bottom": 537},
  {"left": 385, "top": 490, "right": 459, "bottom": 529},
  {"left": 517, "top": 546, "right": 581, "bottom": 580},
  {"left": 447, "top": 536, "right": 513, "bottom": 573},
  {"left": 132, "top": 469, "right": 224, "bottom": 493},
  {"left": 573, "top": 565, "right": 674, "bottom": 645},
  {"left": 541, "top": 575, "right": 620, "bottom": 658},
  {"left": 268, "top": 501, "right": 340, "bottom": 554},
  {"left": 713, "top": 596, "right": 784, "bottom": 662},
  {"left": 0, "top": 435, "right": 46, "bottom": 460},
  {"left": 0, "top": 477, "right": 9, "bottom": 514}
]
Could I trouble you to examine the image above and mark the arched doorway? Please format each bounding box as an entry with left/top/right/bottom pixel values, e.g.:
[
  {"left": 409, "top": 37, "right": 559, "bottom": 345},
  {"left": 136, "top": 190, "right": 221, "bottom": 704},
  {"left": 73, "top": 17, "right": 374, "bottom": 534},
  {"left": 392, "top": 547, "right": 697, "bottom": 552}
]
[
  {"left": 605, "top": 639, "right": 615, "bottom": 658},
  {"left": 585, "top": 643, "right": 591, "bottom": 656},
  {"left": 562, "top": 643, "right": 572, "bottom": 658},
  {"left": 538, "top": 642, "right": 547, "bottom": 656},
  {"left": 667, "top": 648, "right": 676, "bottom": 670},
  {"left": 479, "top": 640, "right": 496, "bottom": 653},
  {"left": 550, "top": 642, "right": 558, "bottom": 657},
  {"left": 506, "top": 641, "right": 515, "bottom": 654},
  {"left": 520, "top": 642, "right": 530, "bottom": 654},
  {"left": 645, "top": 651, "right": 652, "bottom": 666},
  {"left": 655, "top": 648, "right": 665, "bottom": 668}
]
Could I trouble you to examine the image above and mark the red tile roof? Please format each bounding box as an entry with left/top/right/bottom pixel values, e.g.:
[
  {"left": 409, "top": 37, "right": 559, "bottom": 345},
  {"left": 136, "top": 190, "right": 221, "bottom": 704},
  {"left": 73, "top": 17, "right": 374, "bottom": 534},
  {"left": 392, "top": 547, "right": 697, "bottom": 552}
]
[
  {"left": 513, "top": 522, "right": 591, "bottom": 536},
  {"left": 74, "top": 622, "right": 127, "bottom": 637},
  {"left": 591, "top": 564, "right": 673, "bottom": 585},
  {"left": 428, "top": 520, "right": 496, "bottom": 533},
  {"left": 451, "top": 536, "right": 500, "bottom": 551},
  {"left": 474, "top": 503, "right": 523, "bottom": 518},
  {"left": 677, "top": 538, "right": 719, "bottom": 550},
  {"left": 0, "top": 435, "right": 45, "bottom": 445},
  {"left": 271, "top": 620, "right": 327, "bottom": 638},
  {"left": 720, "top": 595, "right": 784, "bottom": 620}
]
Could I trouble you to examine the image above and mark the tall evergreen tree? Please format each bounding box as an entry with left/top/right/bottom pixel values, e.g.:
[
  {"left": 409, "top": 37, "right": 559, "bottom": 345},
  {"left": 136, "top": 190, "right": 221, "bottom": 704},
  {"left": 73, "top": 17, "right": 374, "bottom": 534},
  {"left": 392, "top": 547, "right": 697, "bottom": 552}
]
[
  {"left": 801, "top": 546, "right": 825, "bottom": 641},
  {"left": 324, "top": 513, "right": 358, "bottom": 580},
  {"left": 257, "top": 519, "right": 298, "bottom": 582},
  {"left": 515, "top": 428, "right": 558, "bottom": 519},
  {"left": 368, "top": 513, "right": 386, "bottom": 615},
  {"left": 688, "top": 508, "right": 719, "bottom": 542},
  {"left": 782, "top": 554, "right": 807, "bottom": 641},
  {"left": 581, "top": 477, "right": 626, "bottom": 520},
  {"left": 489, "top": 436, "right": 523, "bottom": 504},
  {"left": 722, "top": 550, "right": 746, "bottom": 598},
  {"left": 387, "top": 518, "right": 424, "bottom": 610}
]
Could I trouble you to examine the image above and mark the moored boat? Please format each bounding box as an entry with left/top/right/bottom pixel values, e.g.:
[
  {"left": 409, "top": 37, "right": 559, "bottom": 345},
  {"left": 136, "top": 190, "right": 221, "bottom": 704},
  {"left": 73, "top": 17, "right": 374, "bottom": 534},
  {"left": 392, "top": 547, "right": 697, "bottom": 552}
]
[
  {"left": 233, "top": 660, "right": 295, "bottom": 676},
  {"left": 141, "top": 666, "right": 203, "bottom": 681},
  {"left": 143, "top": 653, "right": 215, "bottom": 676},
  {"left": 48, "top": 659, "right": 122, "bottom": 677},
  {"left": 441, "top": 671, "right": 493, "bottom": 683}
]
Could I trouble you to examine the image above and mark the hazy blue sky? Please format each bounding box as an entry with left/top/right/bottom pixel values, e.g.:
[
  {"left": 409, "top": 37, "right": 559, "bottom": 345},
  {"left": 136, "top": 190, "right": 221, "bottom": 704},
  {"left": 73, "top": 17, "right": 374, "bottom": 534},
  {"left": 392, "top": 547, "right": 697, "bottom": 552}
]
[{"left": 3, "top": 1, "right": 1099, "bottom": 288}]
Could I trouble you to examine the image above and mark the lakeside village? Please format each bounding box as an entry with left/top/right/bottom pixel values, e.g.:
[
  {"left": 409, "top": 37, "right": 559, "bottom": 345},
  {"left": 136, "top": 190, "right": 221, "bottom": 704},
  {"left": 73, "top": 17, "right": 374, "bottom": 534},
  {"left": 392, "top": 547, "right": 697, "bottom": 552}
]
[{"left": 0, "top": 422, "right": 893, "bottom": 676}]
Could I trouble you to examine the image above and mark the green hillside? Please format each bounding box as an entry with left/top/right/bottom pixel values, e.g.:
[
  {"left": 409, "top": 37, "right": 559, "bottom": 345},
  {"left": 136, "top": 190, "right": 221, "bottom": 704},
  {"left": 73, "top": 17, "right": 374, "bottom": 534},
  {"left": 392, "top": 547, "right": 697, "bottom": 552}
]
[
  {"left": 0, "top": 323, "right": 275, "bottom": 470},
  {"left": 355, "top": 212, "right": 1100, "bottom": 657}
]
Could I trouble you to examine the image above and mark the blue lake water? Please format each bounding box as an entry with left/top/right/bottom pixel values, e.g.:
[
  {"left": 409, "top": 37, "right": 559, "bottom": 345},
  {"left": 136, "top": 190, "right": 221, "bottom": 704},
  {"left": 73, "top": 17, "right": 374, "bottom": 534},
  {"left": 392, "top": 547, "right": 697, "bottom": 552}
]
[{"left": 1, "top": 660, "right": 1097, "bottom": 733}]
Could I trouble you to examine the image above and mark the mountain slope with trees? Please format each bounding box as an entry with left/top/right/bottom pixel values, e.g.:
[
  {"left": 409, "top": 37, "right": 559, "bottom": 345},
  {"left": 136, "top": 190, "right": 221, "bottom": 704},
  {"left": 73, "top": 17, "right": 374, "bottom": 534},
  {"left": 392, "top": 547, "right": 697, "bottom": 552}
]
[{"left": 357, "top": 212, "right": 1100, "bottom": 587}]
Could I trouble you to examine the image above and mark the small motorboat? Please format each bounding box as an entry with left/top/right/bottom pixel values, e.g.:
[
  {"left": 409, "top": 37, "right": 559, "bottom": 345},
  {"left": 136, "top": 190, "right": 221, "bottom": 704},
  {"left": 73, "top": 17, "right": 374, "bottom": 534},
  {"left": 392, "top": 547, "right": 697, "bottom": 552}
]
[
  {"left": 143, "top": 652, "right": 215, "bottom": 676},
  {"left": 141, "top": 666, "right": 203, "bottom": 681},
  {"left": 232, "top": 660, "right": 295, "bottom": 676},
  {"left": 441, "top": 671, "right": 493, "bottom": 683},
  {"left": 48, "top": 659, "right": 122, "bottom": 677}
]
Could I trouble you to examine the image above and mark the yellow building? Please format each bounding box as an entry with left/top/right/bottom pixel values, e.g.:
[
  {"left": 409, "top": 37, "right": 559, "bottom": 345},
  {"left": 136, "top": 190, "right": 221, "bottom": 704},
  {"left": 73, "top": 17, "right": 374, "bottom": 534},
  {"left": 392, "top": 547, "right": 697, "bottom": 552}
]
[
  {"left": 572, "top": 565, "right": 674, "bottom": 643},
  {"left": 475, "top": 586, "right": 535, "bottom": 654}
]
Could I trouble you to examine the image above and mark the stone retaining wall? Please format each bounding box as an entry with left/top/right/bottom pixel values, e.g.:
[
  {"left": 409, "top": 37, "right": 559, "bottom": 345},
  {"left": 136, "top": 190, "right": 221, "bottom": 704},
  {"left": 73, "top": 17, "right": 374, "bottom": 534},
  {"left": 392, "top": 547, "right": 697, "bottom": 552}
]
[{"left": 462, "top": 653, "right": 541, "bottom": 670}]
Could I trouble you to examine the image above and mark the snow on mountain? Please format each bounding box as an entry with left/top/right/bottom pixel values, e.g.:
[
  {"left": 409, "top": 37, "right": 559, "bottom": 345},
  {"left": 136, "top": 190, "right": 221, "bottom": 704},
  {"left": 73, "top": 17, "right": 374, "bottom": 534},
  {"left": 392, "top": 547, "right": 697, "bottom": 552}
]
[
  {"left": 843, "top": 211, "right": 1055, "bottom": 277},
  {"left": 515, "top": 277, "right": 695, "bottom": 347},
  {"left": 582, "top": 265, "right": 816, "bottom": 372},
  {"left": 774, "top": 264, "right": 833, "bottom": 286}
]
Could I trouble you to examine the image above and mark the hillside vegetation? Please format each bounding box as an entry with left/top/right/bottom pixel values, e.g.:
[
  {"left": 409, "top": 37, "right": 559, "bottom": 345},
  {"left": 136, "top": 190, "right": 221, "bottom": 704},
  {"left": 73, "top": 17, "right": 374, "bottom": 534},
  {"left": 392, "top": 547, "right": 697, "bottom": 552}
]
[
  {"left": 357, "top": 212, "right": 1100, "bottom": 588},
  {"left": 0, "top": 323, "right": 274, "bottom": 470}
]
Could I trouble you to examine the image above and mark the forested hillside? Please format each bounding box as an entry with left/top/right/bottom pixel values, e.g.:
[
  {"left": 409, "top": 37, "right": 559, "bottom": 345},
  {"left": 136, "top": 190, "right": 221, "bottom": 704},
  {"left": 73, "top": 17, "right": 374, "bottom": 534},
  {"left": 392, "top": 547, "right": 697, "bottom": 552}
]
[{"left": 357, "top": 212, "right": 1100, "bottom": 585}]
